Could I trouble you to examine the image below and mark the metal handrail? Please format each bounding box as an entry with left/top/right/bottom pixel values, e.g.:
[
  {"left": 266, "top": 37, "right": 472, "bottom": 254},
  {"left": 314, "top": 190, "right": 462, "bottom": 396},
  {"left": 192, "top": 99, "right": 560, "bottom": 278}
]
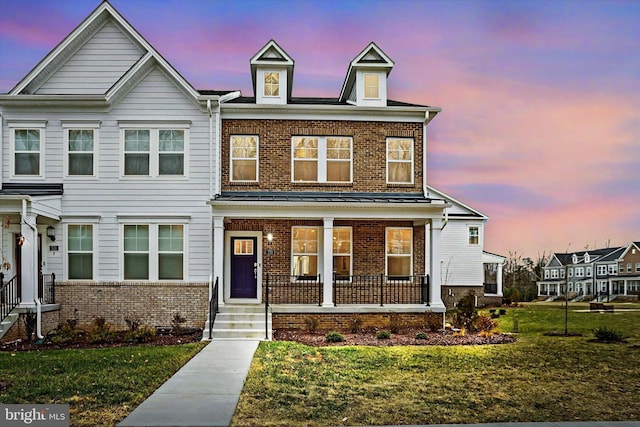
[
  {"left": 333, "top": 274, "right": 430, "bottom": 306},
  {"left": 0, "top": 273, "right": 20, "bottom": 324},
  {"left": 264, "top": 274, "right": 322, "bottom": 306},
  {"left": 40, "top": 273, "right": 56, "bottom": 304},
  {"left": 208, "top": 277, "right": 219, "bottom": 340}
]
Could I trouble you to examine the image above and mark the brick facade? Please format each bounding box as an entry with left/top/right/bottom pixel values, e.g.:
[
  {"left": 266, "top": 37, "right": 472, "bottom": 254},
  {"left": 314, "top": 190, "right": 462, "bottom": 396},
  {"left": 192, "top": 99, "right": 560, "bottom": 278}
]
[
  {"left": 272, "top": 312, "right": 439, "bottom": 332},
  {"left": 54, "top": 281, "right": 209, "bottom": 329},
  {"left": 221, "top": 119, "right": 423, "bottom": 193},
  {"left": 441, "top": 285, "right": 498, "bottom": 308}
]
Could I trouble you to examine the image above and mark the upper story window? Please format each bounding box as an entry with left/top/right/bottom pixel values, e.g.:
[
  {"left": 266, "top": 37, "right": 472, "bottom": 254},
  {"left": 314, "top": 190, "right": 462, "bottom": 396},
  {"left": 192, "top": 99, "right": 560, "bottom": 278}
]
[
  {"left": 576, "top": 267, "right": 584, "bottom": 277},
  {"left": 636, "top": 263, "right": 640, "bottom": 272},
  {"left": 11, "top": 124, "right": 45, "bottom": 177},
  {"left": 231, "top": 136, "right": 258, "bottom": 182},
  {"left": 627, "top": 263, "right": 633, "bottom": 273},
  {"left": 544, "top": 270, "right": 550, "bottom": 279},
  {"left": 292, "top": 136, "right": 352, "bottom": 183},
  {"left": 386, "top": 227, "right": 412, "bottom": 277},
  {"left": 363, "top": 73, "right": 379, "bottom": 99},
  {"left": 386, "top": 138, "right": 413, "bottom": 184},
  {"left": 121, "top": 126, "right": 187, "bottom": 177},
  {"left": 468, "top": 226, "right": 479, "bottom": 245},
  {"left": 66, "top": 129, "right": 96, "bottom": 176},
  {"left": 609, "top": 264, "right": 617, "bottom": 275},
  {"left": 619, "top": 263, "right": 624, "bottom": 273},
  {"left": 551, "top": 269, "right": 558, "bottom": 279},
  {"left": 597, "top": 265, "right": 607, "bottom": 276},
  {"left": 560, "top": 269, "right": 565, "bottom": 278},
  {"left": 586, "top": 266, "right": 592, "bottom": 277},
  {"left": 568, "top": 268, "right": 573, "bottom": 277},
  {"left": 264, "top": 72, "right": 280, "bottom": 97}
]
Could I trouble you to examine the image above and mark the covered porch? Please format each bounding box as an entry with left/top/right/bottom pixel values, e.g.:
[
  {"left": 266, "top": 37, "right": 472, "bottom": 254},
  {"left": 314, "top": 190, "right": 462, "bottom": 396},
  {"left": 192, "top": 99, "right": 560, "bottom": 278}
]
[{"left": 210, "top": 191, "right": 449, "bottom": 313}]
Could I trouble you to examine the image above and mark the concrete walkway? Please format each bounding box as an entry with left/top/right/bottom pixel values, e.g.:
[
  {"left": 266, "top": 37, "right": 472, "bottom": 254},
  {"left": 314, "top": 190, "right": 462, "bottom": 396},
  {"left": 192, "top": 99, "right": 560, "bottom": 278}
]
[{"left": 118, "top": 339, "right": 260, "bottom": 427}]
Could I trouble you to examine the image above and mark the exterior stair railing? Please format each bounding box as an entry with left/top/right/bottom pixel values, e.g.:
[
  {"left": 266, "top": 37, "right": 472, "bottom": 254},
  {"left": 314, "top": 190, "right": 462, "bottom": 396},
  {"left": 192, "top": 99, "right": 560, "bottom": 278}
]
[{"left": 0, "top": 273, "right": 20, "bottom": 325}]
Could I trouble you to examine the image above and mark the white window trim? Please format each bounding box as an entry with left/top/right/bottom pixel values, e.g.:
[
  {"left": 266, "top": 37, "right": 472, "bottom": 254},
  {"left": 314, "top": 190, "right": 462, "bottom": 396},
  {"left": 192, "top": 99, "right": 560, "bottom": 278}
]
[
  {"left": 63, "top": 122, "right": 100, "bottom": 179},
  {"left": 385, "top": 226, "right": 413, "bottom": 277},
  {"left": 8, "top": 122, "right": 47, "bottom": 179},
  {"left": 386, "top": 137, "right": 414, "bottom": 184},
  {"left": 119, "top": 220, "right": 189, "bottom": 281},
  {"left": 468, "top": 226, "right": 480, "bottom": 246},
  {"left": 119, "top": 123, "right": 190, "bottom": 179},
  {"left": 291, "top": 226, "right": 320, "bottom": 278},
  {"left": 333, "top": 226, "right": 353, "bottom": 280},
  {"left": 291, "top": 136, "right": 353, "bottom": 183},
  {"left": 230, "top": 135, "right": 259, "bottom": 182},
  {"left": 64, "top": 221, "right": 99, "bottom": 281}
]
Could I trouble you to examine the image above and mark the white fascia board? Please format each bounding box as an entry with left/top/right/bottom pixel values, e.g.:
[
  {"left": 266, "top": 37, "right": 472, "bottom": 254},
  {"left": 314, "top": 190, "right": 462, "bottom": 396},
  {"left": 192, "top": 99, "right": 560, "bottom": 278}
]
[
  {"left": 483, "top": 251, "right": 506, "bottom": 263},
  {"left": 426, "top": 185, "right": 488, "bottom": 219},
  {"left": 250, "top": 40, "right": 294, "bottom": 65},
  {"left": 0, "top": 95, "right": 108, "bottom": 108},
  {"left": 221, "top": 103, "right": 436, "bottom": 122}
]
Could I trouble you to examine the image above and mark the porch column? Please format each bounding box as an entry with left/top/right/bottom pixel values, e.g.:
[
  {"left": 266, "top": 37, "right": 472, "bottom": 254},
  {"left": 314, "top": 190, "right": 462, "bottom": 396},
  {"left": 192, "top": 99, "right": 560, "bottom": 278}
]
[
  {"left": 213, "top": 216, "right": 225, "bottom": 306},
  {"left": 19, "top": 213, "right": 38, "bottom": 308},
  {"left": 322, "top": 217, "right": 334, "bottom": 307},
  {"left": 429, "top": 218, "right": 445, "bottom": 309},
  {"left": 624, "top": 279, "right": 628, "bottom": 295},
  {"left": 496, "top": 261, "right": 504, "bottom": 296}
]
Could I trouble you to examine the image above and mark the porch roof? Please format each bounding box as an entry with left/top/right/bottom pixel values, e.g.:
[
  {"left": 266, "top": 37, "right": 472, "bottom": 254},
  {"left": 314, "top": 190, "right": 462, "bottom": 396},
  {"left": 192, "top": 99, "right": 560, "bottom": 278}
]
[
  {"left": 214, "top": 191, "right": 444, "bottom": 204},
  {"left": 0, "top": 183, "right": 64, "bottom": 196}
]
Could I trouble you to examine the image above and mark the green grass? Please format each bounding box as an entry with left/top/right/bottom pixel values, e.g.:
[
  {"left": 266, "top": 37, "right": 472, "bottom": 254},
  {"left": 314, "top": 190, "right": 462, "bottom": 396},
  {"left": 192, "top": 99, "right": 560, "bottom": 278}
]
[
  {"left": 0, "top": 342, "right": 207, "bottom": 426},
  {"left": 232, "top": 302, "right": 640, "bottom": 426}
]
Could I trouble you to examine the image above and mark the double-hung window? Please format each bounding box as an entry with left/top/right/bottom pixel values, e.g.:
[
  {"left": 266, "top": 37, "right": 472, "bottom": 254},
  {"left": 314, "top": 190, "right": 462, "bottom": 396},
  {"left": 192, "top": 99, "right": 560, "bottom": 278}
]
[
  {"left": 468, "top": 226, "right": 479, "bottom": 245},
  {"left": 11, "top": 123, "right": 46, "bottom": 177},
  {"left": 64, "top": 124, "right": 98, "bottom": 176},
  {"left": 292, "top": 227, "right": 318, "bottom": 278},
  {"left": 333, "top": 227, "right": 352, "bottom": 280},
  {"left": 386, "top": 138, "right": 413, "bottom": 184},
  {"left": 386, "top": 227, "right": 412, "bottom": 277},
  {"left": 230, "top": 135, "right": 258, "bottom": 181},
  {"left": 363, "top": 73, "right": 379, "bottom": 99},
  {"left": 264, "top": 71, "right": 280, "bottom": 97},
  {"left": 292, "top": 136, "right": 352, "bottom": 182},
  {"left": 67, "top": 224, "right": 94, "bottom": 280},
  {"left": 123, "top": 223, "right": 185, "bottom": 281},
  {"left": 121, "top": 125, "right": 187, "bottom": 177}
]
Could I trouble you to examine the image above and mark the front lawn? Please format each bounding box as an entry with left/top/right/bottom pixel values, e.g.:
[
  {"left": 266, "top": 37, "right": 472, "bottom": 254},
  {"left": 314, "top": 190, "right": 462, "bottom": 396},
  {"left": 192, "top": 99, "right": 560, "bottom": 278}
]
[
  {"left": 0, "top": 342, "right": 207, "bottom": 426},
  {"left": 232, "top": 302, "right": 640, "bottom": 426}
]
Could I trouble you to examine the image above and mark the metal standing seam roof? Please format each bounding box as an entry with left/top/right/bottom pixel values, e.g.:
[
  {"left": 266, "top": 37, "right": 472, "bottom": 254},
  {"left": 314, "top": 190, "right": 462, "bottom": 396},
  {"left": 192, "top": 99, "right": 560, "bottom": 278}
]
[
  {"left": 0, "top": 183, "right": 64, "bottom": 196},
  {"left": 214, "top": 191, "right": 443, "bottom": 204}
]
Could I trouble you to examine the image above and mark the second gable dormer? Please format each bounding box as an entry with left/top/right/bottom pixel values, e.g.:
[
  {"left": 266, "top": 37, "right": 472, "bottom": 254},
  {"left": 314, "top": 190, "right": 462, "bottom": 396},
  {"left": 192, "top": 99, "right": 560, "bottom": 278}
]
[
  {"left": 250, "top": 40, "right": 294, "bottom": 105},
  {"left": 339, "top": 42, "right": 394, "bottom": 107}
]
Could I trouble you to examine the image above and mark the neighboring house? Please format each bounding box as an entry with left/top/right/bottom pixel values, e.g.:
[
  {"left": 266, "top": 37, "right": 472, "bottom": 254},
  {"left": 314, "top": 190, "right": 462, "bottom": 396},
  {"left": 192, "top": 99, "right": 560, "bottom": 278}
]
[
  {"left": 1, "top": 1, "right": 499, "bottom": 340},
  {"left": 536, "top": 245, "right": 639, "bottom": 301}
]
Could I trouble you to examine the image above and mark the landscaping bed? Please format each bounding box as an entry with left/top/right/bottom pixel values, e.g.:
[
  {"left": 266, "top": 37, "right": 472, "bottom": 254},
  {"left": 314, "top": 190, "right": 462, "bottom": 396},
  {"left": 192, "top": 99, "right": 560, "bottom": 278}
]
[{"left": 273, "top": 328, "right": 517, "bottom": 346}]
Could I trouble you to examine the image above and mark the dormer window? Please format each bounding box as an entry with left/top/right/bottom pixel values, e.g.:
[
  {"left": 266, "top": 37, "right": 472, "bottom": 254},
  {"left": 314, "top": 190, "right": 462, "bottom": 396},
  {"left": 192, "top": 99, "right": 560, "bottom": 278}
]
[
  {"left": 572, "top": 254, "right": 578, "bottom": 264},
  {"left": 264, "top": 72, "right": 280, "bottom": 97},
  {"left": 364, "top": 73, "right": 379, "bottom": 99}
]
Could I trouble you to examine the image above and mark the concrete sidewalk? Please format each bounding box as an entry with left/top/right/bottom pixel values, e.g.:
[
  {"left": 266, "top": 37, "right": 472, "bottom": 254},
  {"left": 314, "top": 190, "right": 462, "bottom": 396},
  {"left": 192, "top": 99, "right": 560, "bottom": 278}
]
[{"left": 117, "top": 339, "right": 260, "bottom": 427}]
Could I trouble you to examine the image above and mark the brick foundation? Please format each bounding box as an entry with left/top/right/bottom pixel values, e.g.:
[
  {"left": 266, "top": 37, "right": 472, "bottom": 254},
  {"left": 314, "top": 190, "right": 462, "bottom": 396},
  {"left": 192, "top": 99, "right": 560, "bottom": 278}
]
[
  {"left": 442, "top": 286, "right": 498, "bottom": 308},
  {"left": 1, "top": 310, "right": 61, "bottom": 342},
  {"left": 272, "top": 311, "right": 441, "bottom": 332}
]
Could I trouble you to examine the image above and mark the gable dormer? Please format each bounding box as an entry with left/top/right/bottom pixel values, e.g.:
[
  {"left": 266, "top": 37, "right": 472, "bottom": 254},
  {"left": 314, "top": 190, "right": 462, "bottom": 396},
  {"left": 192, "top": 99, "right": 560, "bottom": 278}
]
[
  {"left": 339, "top": 42, "right": 394, "bottom": 107},
  {"left": 250, "top": 40, "right": 294, "bottom": 105}
]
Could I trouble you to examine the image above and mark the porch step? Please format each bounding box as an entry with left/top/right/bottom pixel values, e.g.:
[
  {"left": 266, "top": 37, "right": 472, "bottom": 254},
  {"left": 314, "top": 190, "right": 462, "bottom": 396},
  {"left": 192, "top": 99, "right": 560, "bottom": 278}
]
[
  {"left": 0, "top": 312, "right": 19, "bottom": 340},
  {"left": 203, "top": 305, "right": 271, "bottom": 340}
]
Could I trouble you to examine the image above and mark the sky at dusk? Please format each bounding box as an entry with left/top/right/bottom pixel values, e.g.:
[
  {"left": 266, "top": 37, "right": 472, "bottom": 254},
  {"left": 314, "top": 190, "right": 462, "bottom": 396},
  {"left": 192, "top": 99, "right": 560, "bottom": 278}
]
[{"left": 0, "top": 0, "right": 638, "bottom": 260}]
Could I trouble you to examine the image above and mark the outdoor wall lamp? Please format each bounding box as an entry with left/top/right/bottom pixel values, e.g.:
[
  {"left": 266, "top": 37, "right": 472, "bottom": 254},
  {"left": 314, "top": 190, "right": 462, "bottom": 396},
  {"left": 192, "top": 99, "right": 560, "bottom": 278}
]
[
  {"left": 17, "top": 234, "right": 25, "bottom": 247},
  {"left": 47, "top": 226, "right": 56, "bottom": 241},
  {"left": 267, "top": 232, "right": 274, "bottom": 245}
]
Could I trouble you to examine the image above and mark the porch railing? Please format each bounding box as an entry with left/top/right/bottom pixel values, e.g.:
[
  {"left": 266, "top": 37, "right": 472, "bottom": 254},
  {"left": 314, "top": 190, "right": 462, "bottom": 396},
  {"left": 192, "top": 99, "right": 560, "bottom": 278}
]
[
  {"left": 40, "top": 273, "right": 56, "bottom": 304},
  {"left": 0, "top": 273, "right": 20, "bottom": 324},
  {"left": 334, "top": 275, "right": 429, "bottom": 306},
  {"left": 265, "top": 274, "right": 322, "bottom": 306},
  {"left": 208, "top": 277, "right": 219, "bottom": 340}
]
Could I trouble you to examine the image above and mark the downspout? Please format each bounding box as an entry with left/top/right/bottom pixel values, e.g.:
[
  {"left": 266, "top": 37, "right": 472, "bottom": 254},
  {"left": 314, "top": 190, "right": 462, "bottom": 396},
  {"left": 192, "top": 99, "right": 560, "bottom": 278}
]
[
  {"left": 22, "top": 199, "right": 43, "bottom": 340},
  {"left": 216, "top": 91, "right": 241, "bottom": 196},
  {"left": 424, "top": 110, "right": 447, "bottom": 230},
  {"left": 207, "top": 99, "right": 214, "bottom": 198},
  {"left": 0, "top": 111, "right": 3, "bottom": 191}
]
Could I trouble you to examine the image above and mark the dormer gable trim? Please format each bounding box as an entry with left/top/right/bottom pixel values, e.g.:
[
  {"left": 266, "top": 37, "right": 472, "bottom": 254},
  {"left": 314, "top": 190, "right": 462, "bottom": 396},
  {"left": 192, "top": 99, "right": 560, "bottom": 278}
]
[
  {"left": 339, "top": 42, "right": 394, "bottom": 103},
  {"left": 9, "top": 0, "right": 199, "bottom": 101},
  {"left": 250, "top": 39, "right": 294, "bottom": 101},
  {"left": 618, "top": 242, "right": 640, "bottom": 261}
]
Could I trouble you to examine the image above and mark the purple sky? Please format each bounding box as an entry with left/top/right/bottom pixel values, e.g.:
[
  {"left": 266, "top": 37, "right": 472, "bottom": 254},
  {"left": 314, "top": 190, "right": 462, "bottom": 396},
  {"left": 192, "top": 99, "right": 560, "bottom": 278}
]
[{"left": 1, "top": 0, "right": 638, "bottom": 260}]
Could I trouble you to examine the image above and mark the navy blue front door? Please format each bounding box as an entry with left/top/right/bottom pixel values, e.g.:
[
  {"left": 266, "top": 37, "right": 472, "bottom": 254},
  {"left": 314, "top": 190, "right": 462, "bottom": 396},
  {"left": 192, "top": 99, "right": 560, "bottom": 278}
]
[{"left": 230, "top": 237, "right": 258, "bottom": 298}]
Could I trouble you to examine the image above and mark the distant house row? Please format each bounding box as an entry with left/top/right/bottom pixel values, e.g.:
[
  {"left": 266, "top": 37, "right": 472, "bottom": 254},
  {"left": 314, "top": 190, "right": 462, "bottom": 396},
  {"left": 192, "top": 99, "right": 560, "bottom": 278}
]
[{"left": 537, "top": 242, "right": 640, "bottom": 300}]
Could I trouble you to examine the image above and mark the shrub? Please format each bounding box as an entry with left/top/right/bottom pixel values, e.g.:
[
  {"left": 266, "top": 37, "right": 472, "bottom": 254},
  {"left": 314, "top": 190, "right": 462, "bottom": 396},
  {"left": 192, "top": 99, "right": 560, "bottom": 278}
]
[
  {"left": 304, "top": 316, "right": 320, "bottom": 333},
  {"left": 593, "top": 326, "right": 625, "bottom": 342},
  {"left": 349, "top": 314, "right": 363, "bottom": 333},
  {"left": 377, "top": 330, "right": 391, "bottom": 339},
  {"left": 473, "top": 314, "right": 498, "bottom": 334},
  {"left": 23, "top": 311, "right": 36, "bottom": 343},
  {"left": 124, "top": 316, "right": 141, "bottom": 332},
  {"left": 387, "top": 312, "right": 404, "bottom": 333},
  {"left": 125, "top": 326, "right": 157, "bottom": 343},
  {"left": 87, "top": 317, "right": 117, "bottom": 344},
  {"left": 171, "top": 312, "right": 187, "bottom": 333},
  {"left": 499, "top": 309, "right": 507, "bottom": 315},
  {"left": 452, "top": 291, "right": 478, "bottom": 330},
  {"left": 51, "top": 319, "right": 80, "bottom": 344},
  {"left": 423, "top": 312, "right": 442, "bottom": 332},
  {"left": 415, "top": 332, "right": 428, "bottom": 340},
  {"left": 325, "top": 331, "right": 345, "bottom": 343}
]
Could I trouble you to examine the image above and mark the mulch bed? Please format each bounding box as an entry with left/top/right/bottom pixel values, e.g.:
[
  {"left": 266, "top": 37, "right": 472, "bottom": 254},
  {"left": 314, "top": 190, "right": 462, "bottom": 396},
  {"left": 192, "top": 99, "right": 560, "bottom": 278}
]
[
  {"left": 0, "top": 329, "right": 203, "bottom": 352},
  {"left": 273, "top": 328, "right": 517, "bottom": 347}
]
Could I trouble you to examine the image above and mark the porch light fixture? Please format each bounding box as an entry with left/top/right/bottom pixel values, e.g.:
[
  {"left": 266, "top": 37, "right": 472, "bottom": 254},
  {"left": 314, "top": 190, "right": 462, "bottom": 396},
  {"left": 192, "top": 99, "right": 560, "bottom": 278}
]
[
  {"left": 17, "top": 234, "right": 25, "bottom": 246},
  {"left": 47, "top": 226, "right": 56, "bottom": 241},
  {"left": 267, "top": 233, "right": 274, "bottom": 245}
]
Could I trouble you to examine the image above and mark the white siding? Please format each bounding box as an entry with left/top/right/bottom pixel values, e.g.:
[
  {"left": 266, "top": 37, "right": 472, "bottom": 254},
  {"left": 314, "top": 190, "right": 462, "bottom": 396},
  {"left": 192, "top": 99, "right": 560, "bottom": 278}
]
[
  {"left": 440, "top": 220, "right": 484, "bottom": 287},
  {"left": 37, "top": 21, "right": 144, "bottom": 95}
]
